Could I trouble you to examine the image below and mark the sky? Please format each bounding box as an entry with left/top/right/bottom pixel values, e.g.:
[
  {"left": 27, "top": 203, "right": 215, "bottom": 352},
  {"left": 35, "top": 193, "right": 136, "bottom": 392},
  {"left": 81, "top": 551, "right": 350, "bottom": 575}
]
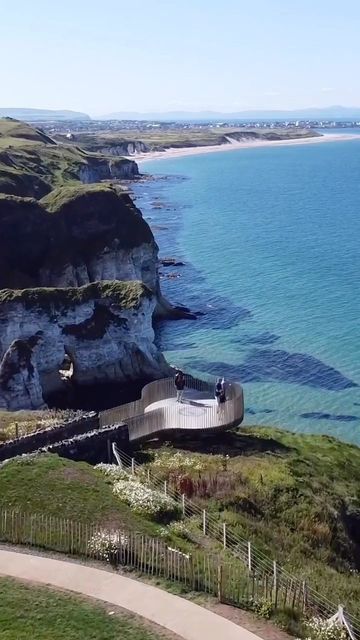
[{"left": 1, "top": 0, "right": 360, "bottom": 116}]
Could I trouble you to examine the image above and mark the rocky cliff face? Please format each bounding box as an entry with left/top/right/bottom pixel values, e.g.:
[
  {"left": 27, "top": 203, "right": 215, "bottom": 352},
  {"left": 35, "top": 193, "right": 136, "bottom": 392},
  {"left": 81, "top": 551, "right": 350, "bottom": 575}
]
[
  {"left": 0, "top": 185, "right": 157, "bottom": 291},
  {"left": 0, "top": 282, "right": 170, "bottom": 411},
  {"left": 78, "top": 157, "right": 138, "bottom": 182},
  {"left": 99, "top": 141, "right": 150, "bottom": 156}
]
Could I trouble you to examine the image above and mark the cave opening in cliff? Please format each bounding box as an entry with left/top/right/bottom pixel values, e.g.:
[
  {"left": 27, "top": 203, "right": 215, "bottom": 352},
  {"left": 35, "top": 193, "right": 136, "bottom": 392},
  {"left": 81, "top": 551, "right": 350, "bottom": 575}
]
[{"left": 45, "top": 377, "right": 151, "bottom": 412}]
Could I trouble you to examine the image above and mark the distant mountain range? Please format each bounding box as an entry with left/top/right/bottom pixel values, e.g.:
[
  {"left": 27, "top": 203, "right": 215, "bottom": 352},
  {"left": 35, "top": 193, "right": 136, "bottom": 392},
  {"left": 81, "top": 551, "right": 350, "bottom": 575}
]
[
  {"left": 2, "top": 106, "right": 360, "bottom": 123},
  {"left": 100, "top": 106, "right": 360, "bottom": 121},
  {"left": 0, "top": 108, "right": 90, "bottom": 121}
]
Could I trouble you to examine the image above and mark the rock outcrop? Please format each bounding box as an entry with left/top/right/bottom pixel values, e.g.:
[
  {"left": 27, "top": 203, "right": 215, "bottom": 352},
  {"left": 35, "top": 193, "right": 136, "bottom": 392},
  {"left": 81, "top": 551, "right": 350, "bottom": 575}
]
[
  {"left": 0, "top": 185, "right": 157, "bottom": 291},
  {"left": 0, "top": 119, "right": 189, "bottom": 411},
  {"left": 0, "top": 282, "right": 170, "bottom": 410}
]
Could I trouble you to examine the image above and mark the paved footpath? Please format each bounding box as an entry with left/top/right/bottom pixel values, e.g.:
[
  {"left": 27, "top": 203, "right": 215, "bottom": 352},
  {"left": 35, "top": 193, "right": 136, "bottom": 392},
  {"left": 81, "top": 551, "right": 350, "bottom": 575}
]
[{"left": 0, "top": 549, "right": 262, "bottom": 640}]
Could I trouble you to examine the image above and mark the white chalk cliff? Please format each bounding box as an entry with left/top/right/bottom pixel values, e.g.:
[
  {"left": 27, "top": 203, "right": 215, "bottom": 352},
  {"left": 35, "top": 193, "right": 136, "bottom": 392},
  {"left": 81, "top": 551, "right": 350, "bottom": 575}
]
[{"left": 0, "top": 282, "right": 170, "bottom": 410}]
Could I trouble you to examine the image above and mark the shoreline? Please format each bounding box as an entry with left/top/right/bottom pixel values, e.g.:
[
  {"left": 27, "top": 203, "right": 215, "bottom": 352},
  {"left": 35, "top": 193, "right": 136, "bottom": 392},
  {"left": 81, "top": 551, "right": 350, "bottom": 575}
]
[{"left": 129, "top": 132, "right": 360, "bottom": 165}]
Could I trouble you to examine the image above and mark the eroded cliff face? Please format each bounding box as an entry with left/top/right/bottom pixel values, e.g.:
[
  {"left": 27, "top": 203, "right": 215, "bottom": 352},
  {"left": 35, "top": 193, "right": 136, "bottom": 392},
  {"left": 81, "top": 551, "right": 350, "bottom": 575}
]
[
  {"left": 0, "top": 282, "right": 170, "bottom": 411},
  {"left": 0, "top": 186, "right": 158, "bottom": 292},
  {"left": 98, "top": 141, "right": 150, "bottom": 156},
  {"left": 78, "top": 157, "right": 138, "bottom": 182}
]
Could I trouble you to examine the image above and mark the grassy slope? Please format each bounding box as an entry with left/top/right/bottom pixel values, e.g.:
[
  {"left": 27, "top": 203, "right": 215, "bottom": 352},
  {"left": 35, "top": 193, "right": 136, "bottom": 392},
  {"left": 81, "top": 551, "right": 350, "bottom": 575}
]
[
  {"left": 0, "top": 119, "right": 130, "bottom": 198},
  {"left": 0, "top": 454, "right": 159, "bottom": 536},
  {"left": 60, "top": 127, "right": 320, "bottom": 152},
  {"left": 138, "top": 426, "right": 360, "bottom": 615},
  {"left": 0, "top": 577, "right": 165, "bottom": 640}
]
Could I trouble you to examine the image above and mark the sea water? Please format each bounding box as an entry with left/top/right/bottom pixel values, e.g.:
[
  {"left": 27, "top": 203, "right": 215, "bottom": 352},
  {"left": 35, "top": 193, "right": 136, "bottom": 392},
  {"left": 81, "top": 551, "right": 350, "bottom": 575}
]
[{"left": 132, "top": 138, "right": 360, "bottom": 444}]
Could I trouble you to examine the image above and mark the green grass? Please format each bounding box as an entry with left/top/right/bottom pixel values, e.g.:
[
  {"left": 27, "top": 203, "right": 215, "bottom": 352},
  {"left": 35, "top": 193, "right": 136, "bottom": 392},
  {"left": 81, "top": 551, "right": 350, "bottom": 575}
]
[
  {"left": 138, "top": 426, "right": 360, "bottom": 618},
  {"left": 59, "top": 126, "right": 320, "bottom": 153},
  {"left": 40, "top": 182, "right": 118, "bottom": 211},
  {"left": 0, "top": 118, "right": 132, "bottom": 198},
  {"left": 0, "top": 280, "right": 151, "bottom": 309},
  {"left": 0, "top": 577, "right": 166, "bottom": 640},
  {"left": 0, "top": 454, "right": 160, "bottom": 536},
  {"left": 0, "top": 409, "right": 81, "bottom": 441}
]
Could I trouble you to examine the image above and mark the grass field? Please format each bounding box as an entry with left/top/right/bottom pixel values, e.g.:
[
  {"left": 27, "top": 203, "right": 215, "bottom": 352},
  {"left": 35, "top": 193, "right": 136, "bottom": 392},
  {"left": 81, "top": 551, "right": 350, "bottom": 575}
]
[{"left": 0, "top": 577, "right": 168, "bottom": 640}]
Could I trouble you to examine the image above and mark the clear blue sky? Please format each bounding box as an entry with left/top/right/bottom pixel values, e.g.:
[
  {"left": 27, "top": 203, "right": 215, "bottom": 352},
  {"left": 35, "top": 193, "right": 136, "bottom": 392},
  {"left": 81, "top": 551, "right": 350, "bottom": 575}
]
[{"left": 1, "top": 0, "right": 359, "bottom": 115}]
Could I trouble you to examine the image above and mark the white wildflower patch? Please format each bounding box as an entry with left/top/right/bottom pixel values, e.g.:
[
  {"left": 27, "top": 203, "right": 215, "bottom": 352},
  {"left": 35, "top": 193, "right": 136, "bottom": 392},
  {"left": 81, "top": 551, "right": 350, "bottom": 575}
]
[
  {"left": 88, "top": 530, "right": 128, "bottom": 562},
  {"left": 304, "top": 617, "right": 348, "bottom": 640},
  {"left": 95, "top": 463, "right": 131, "bottom": 482},
  {"left": 113, "top": 478, "right": 179, "bottom": 520}
]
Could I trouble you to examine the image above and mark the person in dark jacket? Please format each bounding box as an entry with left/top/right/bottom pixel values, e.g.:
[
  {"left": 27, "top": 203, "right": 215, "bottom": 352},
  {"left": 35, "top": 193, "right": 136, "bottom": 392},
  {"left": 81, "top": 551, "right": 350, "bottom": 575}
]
[
  {"left": 174, "top": 369, "right": 185, "bottom": 402},
  {"left": 219, "top": 384, "right": 226, "bottom": 414},
  {"left": 214, "top": 377, "right": 223, "bottom": 412}
]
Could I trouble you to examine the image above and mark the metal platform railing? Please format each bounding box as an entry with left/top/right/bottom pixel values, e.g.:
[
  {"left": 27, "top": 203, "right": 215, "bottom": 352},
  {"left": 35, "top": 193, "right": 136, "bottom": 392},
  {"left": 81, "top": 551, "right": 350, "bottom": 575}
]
[{"left": 100, "top": 375, "right": 244, "bottom": 442}]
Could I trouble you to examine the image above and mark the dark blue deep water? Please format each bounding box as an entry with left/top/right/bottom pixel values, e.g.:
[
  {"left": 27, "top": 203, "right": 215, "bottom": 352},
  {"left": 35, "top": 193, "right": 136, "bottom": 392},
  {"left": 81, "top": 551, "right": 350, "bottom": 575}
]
[{"left": 133, "top": 137, "right": 360, "bottom": 444}]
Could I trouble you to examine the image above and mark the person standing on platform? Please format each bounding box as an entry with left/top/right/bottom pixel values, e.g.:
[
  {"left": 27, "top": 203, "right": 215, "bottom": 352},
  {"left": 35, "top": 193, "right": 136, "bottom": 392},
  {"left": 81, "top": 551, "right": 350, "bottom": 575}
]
[{"left": 174, "top": 369, "right": 185, "bottom": 403}]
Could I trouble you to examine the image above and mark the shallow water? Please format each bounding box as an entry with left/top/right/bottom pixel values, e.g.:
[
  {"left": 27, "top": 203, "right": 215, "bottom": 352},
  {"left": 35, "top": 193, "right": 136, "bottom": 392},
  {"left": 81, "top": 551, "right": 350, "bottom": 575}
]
[{"left": 133, "top": 138, "right": 360, "bottom": 444}]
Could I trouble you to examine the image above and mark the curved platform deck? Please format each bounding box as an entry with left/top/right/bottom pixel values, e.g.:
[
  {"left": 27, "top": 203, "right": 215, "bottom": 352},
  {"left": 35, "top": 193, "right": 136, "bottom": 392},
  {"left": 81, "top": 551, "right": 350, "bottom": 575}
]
[{"left": 100, "top": 376, "right": 244, "bottom": 442}]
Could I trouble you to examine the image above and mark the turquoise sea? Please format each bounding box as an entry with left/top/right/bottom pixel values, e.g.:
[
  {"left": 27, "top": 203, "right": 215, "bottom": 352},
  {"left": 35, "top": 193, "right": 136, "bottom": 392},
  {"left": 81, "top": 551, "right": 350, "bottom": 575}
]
[{"left": 132, "top": 136, "right": 360, "bottom": 444}]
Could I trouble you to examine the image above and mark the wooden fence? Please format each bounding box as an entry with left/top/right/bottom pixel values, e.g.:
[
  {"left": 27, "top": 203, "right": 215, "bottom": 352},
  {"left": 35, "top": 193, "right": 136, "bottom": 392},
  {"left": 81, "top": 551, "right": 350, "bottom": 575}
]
[{"left": 0, "top": 509, "right": 308, "bottom": 614}]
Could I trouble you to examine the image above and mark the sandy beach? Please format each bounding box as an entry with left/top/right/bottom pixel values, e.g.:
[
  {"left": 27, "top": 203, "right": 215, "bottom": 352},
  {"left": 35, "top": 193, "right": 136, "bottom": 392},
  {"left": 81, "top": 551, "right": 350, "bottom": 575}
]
[{"left": 129, "top": 132, "right": 360, "bottom": 165}]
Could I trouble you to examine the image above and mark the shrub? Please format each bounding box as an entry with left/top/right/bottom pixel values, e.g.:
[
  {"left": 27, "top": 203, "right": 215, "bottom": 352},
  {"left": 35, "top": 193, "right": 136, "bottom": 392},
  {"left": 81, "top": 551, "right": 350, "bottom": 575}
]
[
  {"left": 112, "top": 478, "right": 180, "bottom": 522},
  {"left": 150, "top": 451, "right": 209, "bottom": 473},
  {"left": 95, "top": 463, "right": 130, "bottom": 482},
  {"left": 252, "top": 599, "right": 274, "bottom": 619},
  {"left": 88, "top": 530, "right": 128, "bottom": 564},
  {"left": 160, "top": 520, "right": 192, "bottom": 541},
  {"left": 304, "top": 617, "right": 348, "bottom": 640}
]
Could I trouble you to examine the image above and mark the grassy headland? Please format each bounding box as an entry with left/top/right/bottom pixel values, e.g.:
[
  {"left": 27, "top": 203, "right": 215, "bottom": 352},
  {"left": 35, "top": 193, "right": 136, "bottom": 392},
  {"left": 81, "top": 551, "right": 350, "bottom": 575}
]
[
  {"left": 55, "top": 126, "right": 321, "bottom": 154},
  {"left": 0, "top": 118, "right": 135, "bottom": 198}
]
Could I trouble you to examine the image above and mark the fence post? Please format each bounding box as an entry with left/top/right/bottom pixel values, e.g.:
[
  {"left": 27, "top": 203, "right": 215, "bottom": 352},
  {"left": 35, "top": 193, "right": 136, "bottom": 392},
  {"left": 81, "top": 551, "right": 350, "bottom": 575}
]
[
  {"left": 302, "top": 580, "right": 308, "bottom": 612},
  {"left": 203, "top": 510, "right": 207, "bottom": 535},
  {"left": 248, "top": 541, "right": 252, "bottom": 572},
  {"left": 223, "top": 523, "right": 227, "bottom": 549},
  {"left": 147, "top": 468, "right": 150, "bottom": 483},
  {"left": 217, "top": 564, "right": 223, "bottom": 602},
  {"left": 273, "top": 560, "right": 278, "bottom": 608},
  {"left": 131, "top": 458, "right": 135, "bottom": 475},
  {"left": 182, "top": 494, "right": 185, "bottom": 516},
  {"left": 164, "top": 480, "right": 167, "bottom": 496}
]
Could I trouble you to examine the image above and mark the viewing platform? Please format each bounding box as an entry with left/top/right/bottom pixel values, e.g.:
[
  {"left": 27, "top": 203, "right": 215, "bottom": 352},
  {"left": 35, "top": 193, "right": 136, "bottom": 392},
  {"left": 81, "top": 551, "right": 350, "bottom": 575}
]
[{"left": 100, "top": 375, "right": 244, "bottom": 442}]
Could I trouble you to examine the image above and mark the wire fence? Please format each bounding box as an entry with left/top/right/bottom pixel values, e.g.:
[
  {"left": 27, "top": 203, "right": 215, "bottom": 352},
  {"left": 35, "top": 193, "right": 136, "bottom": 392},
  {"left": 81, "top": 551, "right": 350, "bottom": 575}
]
[{"left": 112, "top": 444, "right": 360, "bottom": 638}]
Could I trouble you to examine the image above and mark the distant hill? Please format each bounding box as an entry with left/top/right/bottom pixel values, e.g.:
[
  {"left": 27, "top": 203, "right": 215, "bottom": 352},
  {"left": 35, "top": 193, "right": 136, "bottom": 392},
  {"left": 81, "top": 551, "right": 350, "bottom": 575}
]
[
  {"left": 100, "top": 105, "right": 360, "bottom": 121},
  {"left": 0, "top": 108, "right": 90, "bottom": 122}
]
